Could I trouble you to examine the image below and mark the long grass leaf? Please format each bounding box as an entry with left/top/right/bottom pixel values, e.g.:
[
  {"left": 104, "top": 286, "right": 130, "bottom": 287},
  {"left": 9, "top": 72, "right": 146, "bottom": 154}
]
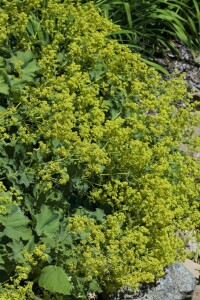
[
  {"left": 193, "top": 0, "right": 200, "bottom": 17},
  {"left": 154, "top": 9, "right": 187, "bottom": 23},
  {"left": 192, "top": 0, "right": 200, "bottom": 31},
  {"left": 124, "top": 2, "right": 133, "bottom": 28},
  {"left": 173, "top": 24, "right": 189, "bottom": 44},
  {"left": 140, "top": 58, "right": 170, "bottom": 75},
  {"left": 187, "top": 16, "right": 197, "bottom": 34}
]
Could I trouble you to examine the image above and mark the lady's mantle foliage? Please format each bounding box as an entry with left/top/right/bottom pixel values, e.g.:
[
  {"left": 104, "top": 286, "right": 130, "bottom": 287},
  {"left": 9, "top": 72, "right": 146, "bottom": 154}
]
[{"left": 0, "top": 0, "right": 200, "bottom": 299}]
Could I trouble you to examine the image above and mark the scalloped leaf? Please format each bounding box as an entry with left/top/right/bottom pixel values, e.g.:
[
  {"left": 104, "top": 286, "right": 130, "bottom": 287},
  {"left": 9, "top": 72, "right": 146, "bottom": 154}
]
[
  {"left": 38, "top": 265, "right": 72, "bottom": 295},
  {"left": 10, "top": 51, "right": 40, "bottom": 83},
  {"left": 0, "top": 207, "right": 32, "bottom": 241},
  {"left": 35, "top": 205, "right": 60, "bottom": 238},
  {"left": 89, "top": 279, "right": 102, "bottom": 293}
]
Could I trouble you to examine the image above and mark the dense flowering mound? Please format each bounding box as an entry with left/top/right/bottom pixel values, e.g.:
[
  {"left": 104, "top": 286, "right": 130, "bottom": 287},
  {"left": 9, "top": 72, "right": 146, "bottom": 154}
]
[{"left": 0, "top": 1, "right": 200, "bottom": 299}]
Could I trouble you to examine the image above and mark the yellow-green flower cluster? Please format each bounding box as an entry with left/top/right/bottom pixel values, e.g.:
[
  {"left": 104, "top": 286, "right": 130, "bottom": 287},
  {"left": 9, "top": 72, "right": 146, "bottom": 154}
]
[
  {"left": 22, "top": 244, "right": 48, "bottom": 267},
  {"left": 0, "top": 266, "right": 34, "bottom": 300},
  {"left": 0, "top": 183, "right": 23, "bottom": 213},
  {"left": 67, "top": 212, "right": 185, "bottom": 291}
]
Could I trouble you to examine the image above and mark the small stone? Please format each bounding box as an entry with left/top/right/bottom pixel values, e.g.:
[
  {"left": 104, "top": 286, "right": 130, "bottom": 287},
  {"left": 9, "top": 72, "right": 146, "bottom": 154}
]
[
  {"left": 184, "top": 259, "right": 200, "bottom": 280},
  {"left": 192, "top": 285, "right": 200, "bottom": 300},
  {"left": 192, "top": 91, "right": 200, "bottom": 100}
]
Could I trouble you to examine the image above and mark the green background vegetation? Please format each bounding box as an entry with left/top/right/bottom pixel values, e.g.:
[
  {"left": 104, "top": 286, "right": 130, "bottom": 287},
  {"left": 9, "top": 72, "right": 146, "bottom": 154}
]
[
  {"left": 90, "top": 0, "right": 200, "bottom": 66},
  {"left": 0, "top": 1, "right": 200, "bottom": 299}
]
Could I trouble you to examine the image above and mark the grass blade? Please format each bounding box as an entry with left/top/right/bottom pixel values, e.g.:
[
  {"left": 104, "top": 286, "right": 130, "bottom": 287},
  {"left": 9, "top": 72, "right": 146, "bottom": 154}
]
[
  {"left": 124, "top": 2, "right": 133, "bottom": 28},
  {"left": 140, "top": 58, "right": 170, "bottom": 75}
]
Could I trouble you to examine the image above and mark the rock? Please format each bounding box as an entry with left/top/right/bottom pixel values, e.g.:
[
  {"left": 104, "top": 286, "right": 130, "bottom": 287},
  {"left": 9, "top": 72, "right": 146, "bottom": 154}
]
[
  {"left": 184, "top": 259, "right": 200, "bottom": 280},
  {"left": 192, "top": 285, "right": 200, "bottom": 300},
  {"left": 192, "top": 91, "right": 200, "bottom": 100},
  {"left": 107, "top": 263, "right": 197, "bottom": 300},
  {"left": 140, "top": 263, "right": 197, "bottom": 300},
  {"left": 178, "top": 231, "right": 200, "bottom": 262},
  {"left": 107, "top": 286, "right": 141, "bottom": 300},
  {"left": 170, "top": 263, "right": 196, "bottom": 295}
]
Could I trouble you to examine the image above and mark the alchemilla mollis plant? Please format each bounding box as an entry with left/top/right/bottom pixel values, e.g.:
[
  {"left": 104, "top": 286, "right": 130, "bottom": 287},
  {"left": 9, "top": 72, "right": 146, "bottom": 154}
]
[{"left": 0, "top": 0, "right": 200, "bottom": 299}]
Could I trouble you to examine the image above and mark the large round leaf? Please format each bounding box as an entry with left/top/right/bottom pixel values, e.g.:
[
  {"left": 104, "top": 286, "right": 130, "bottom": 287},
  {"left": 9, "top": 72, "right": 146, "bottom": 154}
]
[{"left": 38, "top": 265, "right": 72, "bottom": 295}]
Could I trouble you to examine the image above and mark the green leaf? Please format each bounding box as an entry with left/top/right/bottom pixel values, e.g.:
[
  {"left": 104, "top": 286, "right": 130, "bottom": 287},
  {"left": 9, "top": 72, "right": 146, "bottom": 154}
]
[
  {"left": 193, "top": 0, "right": 200, "bottom": 20},
  {"left": 22, "top": 63, "right": 39, "bottom": 81},
  {"left": 93, "top": 208, "right": 105, "bottom": 222},
  {"left": 4, "top": 225, "right": 31, "bottom": 242},
  {"left": 89, "top": 60, "right": 107, "bottom": 81},
  {"left": 0, "top": 76, "right": 9, "bottom": 95},
  {"left": 65, "top": 233, "right": 73, "bottom": 245},
  {"left": 35, "top": 205, "right": 60, "bottom": 238},
  {"left": 0, "top": 56, "right": 6, "bottom": 68},
  {"left": 111, "top": 109, "right": 121, "bottom": 120},
  {"left": 52, "top": 138, "right": 61, "bottom": 148},
  {"left": 38, "top": 265, "right": 72, "bottom": 295},
  {"left": 7, "top": 240, "right": 24, "bottom": 262},
  {"left": 0, "top": 106, "right": 7, "bottom": 113},
  {"left": 89, "top": 279, "right": 101, "bottom": 293},
  {"left": 26, "top": 19, "right": 35, "bottom": 36},
  {"left": 140, "top": 58, "right": 170, "bottom": 75},
  {"left": 10, "top": 51, "right": 33, "bottom": 66},
  {"left": 26, "top": 13, "right": 50, "bottom": 45},
  {"left": 10, "top": 51, "right": 40, "bottom": 83},
  {"left": 0, "top": 254, "right": 4, "bottom": 264},
  {"left": 19, "top": 172, "right": 31, "bottom": 188},
  {"left": 0, "top": 207, "right": 32, "bottom": 241},
  {"left": 187, "top": 15, "right": 197, "bottom": 34},
  {"left": 124, "top": 2, "right": 132, "bottom": 28}
]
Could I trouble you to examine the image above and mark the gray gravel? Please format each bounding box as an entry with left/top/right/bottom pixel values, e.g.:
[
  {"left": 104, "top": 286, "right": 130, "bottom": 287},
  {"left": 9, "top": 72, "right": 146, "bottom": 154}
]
[{"left": 156, "top": 41, "right": 200, "bottom": 92}]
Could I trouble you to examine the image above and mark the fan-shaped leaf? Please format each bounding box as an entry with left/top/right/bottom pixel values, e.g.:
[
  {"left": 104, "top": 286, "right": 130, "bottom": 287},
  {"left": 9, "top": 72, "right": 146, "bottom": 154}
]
[
  {"left": 89, "top": 279, "right": 101, "bottom": 292},
  {"left": 10, "top": 51, "right": 40, "bottom": 83},
  {"left": 0, "top": 207, "right": 32, "bottom": 241},
  {"left": 93, "top": 208, "right": 105, "bottom": 222},
  {"left": 39, "top": 265, "right": 72, "bottom": 295},
  {"left": 35, "top": 205, "right": 60, "bottom": 238}
]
